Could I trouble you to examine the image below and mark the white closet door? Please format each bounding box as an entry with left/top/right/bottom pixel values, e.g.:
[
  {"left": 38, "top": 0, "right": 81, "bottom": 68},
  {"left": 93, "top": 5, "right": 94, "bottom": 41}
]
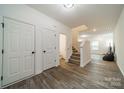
[
  {"left": 42, "top": 28, "right": 57, "bottom": 70},
  {"left": 21, "top": 21, "right": 34, "bottom": 78},
  {"left": 2, "top": 17, "right": 34, "bottom": 86}
]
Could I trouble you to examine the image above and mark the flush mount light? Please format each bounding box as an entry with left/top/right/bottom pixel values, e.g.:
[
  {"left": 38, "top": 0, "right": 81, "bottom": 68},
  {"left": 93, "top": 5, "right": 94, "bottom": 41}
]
[
  {"left": 93, "top": 29, "right": 96, "bottom": 32},
  {"left": 81, "top": 35, "right": 88, "bottom": 38},
  {"left": 64, "top": 4, "right": 74, "bottom": 8}
]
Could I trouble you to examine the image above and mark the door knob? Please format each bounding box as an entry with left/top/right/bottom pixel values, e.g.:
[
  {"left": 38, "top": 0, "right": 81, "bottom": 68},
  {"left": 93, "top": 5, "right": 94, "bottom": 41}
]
[
  {"left": 43, "top": 50, "right": 46, "bottom": 53},
  {"left": 32, "top": 51, "right": 35, "bottom": 54}
]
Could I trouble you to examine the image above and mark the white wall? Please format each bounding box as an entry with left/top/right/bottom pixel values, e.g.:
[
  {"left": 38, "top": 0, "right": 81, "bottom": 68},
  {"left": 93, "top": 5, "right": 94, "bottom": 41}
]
[
  {"left": 114, "top": 7, "right": 124, "bottom": 76},
  {"left": 0, "top": 5, "right": 72, "bottom": 77},
  {"left": 59, "top": 34, "right": 66, "bottom": 59},
  {"left": 72, "top": 30, "right": 79, "bottom": 51},
  {"left": 79, "top": 33, "right": 113, "bottom": 55},
  {"left": 80, "top": 40, "right": 91, "bottom": 67},
  {"left": 72, "top": 25, "right": 88, "bottom": 52}
]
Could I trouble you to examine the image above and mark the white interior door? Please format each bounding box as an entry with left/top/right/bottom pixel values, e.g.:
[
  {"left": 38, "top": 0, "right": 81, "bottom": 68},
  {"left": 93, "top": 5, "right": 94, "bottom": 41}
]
[
  {"left": 2, "top": 17, "right": 35, "bottom": 86},
  {"left": 42, "top": 28, "right": 57, "bottom": 70},
  {"left": 59, "top": 34, "right": 67, "bottom": 59}
]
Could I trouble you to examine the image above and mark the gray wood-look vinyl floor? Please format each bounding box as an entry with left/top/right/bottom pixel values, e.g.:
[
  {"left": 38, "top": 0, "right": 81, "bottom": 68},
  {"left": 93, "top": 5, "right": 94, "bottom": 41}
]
[{"left": 6, "top": 59, "right": 124, "bottom": 89}]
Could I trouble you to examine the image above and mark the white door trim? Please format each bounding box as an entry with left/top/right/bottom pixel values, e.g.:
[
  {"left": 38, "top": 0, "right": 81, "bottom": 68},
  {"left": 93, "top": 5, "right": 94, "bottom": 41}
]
[{"left": 0, "top": 16, "right": 3, "bottom": 88}]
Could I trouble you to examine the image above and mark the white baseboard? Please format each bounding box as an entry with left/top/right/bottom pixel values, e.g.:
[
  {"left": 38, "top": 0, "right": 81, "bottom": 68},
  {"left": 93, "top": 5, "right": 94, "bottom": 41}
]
[
  {"left": 35, "top": 70, "right": 43, "bottom": 75},
  {"left": 116, "top": 62, "right": 124, "bottom": 77},
  {"left": 1, "top": 74, "right": 35, "bottom": 89},
  {"left": 80, "top": 59, "right": 91, "bottom": 67}
]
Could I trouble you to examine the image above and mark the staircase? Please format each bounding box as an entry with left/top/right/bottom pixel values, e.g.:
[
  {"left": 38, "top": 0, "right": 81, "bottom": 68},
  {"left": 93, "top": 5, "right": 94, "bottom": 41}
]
[{"left": 69, "top": 47, "right": 80, "bottom": 65}]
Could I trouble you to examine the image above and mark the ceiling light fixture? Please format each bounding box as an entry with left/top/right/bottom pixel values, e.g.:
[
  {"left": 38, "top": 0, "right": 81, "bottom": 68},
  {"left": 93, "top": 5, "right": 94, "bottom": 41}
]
[
  {"left": 64, "top": 4, "right": 74, "bottom": 8},
  {"left": 81, "top": 35, "right": 88, "bottom": 38},
  {"left": 93, "top": 29, "right": 96, "bottom": 32}
]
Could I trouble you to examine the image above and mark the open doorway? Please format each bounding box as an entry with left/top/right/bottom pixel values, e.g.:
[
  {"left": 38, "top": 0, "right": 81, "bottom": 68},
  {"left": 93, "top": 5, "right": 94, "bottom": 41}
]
[
  {"left": 90, "top": 33, "right": 114, "bottom": 62},
  {"left": 59, "top": 34, "right": 67, "bottom": 60},
  {"left": 79, "top": 32, "right": 114, "bottom": 63}
]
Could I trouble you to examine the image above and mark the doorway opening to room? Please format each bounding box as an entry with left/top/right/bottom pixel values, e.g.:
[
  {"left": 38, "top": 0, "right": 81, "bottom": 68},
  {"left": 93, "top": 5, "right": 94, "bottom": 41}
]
[
  {"left": 59, "top": 34, "right": 67, "bottom": 61},
  {"left": 79, "top": 31, "right": 114, "bottom": 63},
  {"left": 90, "top": 33, "right": 114, "bottom": 63}
]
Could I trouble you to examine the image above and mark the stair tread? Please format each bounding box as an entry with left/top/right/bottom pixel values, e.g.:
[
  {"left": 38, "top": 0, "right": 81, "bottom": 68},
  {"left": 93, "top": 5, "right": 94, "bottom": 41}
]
[
  {"left": 69, "top": 58, "right": 80, "bottom": 62},
  {"left": 72, "top": 54, "right": 80, "bottom": 56},
  {"left": 73, "top": 53, "right": 79, "bottom": 54},
  {"left": 71, "top": 56, "right": 80, "bottom": 58},
  {"left": 73, "top": 53, "right": 80, "bottom": 54},
  {"left": 69, "top": 61, "right": 80, "bottom": 64},
  {"left": 69, "top": 60, "right": 80, "bottom": 63},
  {"left": 69, "top": 62, "right": 80, "bottom": 65},
  {"left": 73, "top": 52, "right": 80, "bottom": 54}
]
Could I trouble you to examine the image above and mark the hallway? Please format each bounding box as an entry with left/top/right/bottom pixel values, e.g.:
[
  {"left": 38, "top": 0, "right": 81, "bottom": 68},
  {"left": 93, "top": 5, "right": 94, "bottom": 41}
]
[{"left": 6, "top": 59, "right": 124, "bottom": 89}]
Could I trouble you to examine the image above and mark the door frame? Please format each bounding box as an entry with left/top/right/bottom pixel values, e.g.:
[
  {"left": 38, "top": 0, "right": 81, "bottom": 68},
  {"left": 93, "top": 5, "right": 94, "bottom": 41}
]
[
  {"left": 0, "top": 16, "right": 3, "bottom": 88},
  {"left": 1, "top": 16, "right": 36, "bottom": 87}
]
